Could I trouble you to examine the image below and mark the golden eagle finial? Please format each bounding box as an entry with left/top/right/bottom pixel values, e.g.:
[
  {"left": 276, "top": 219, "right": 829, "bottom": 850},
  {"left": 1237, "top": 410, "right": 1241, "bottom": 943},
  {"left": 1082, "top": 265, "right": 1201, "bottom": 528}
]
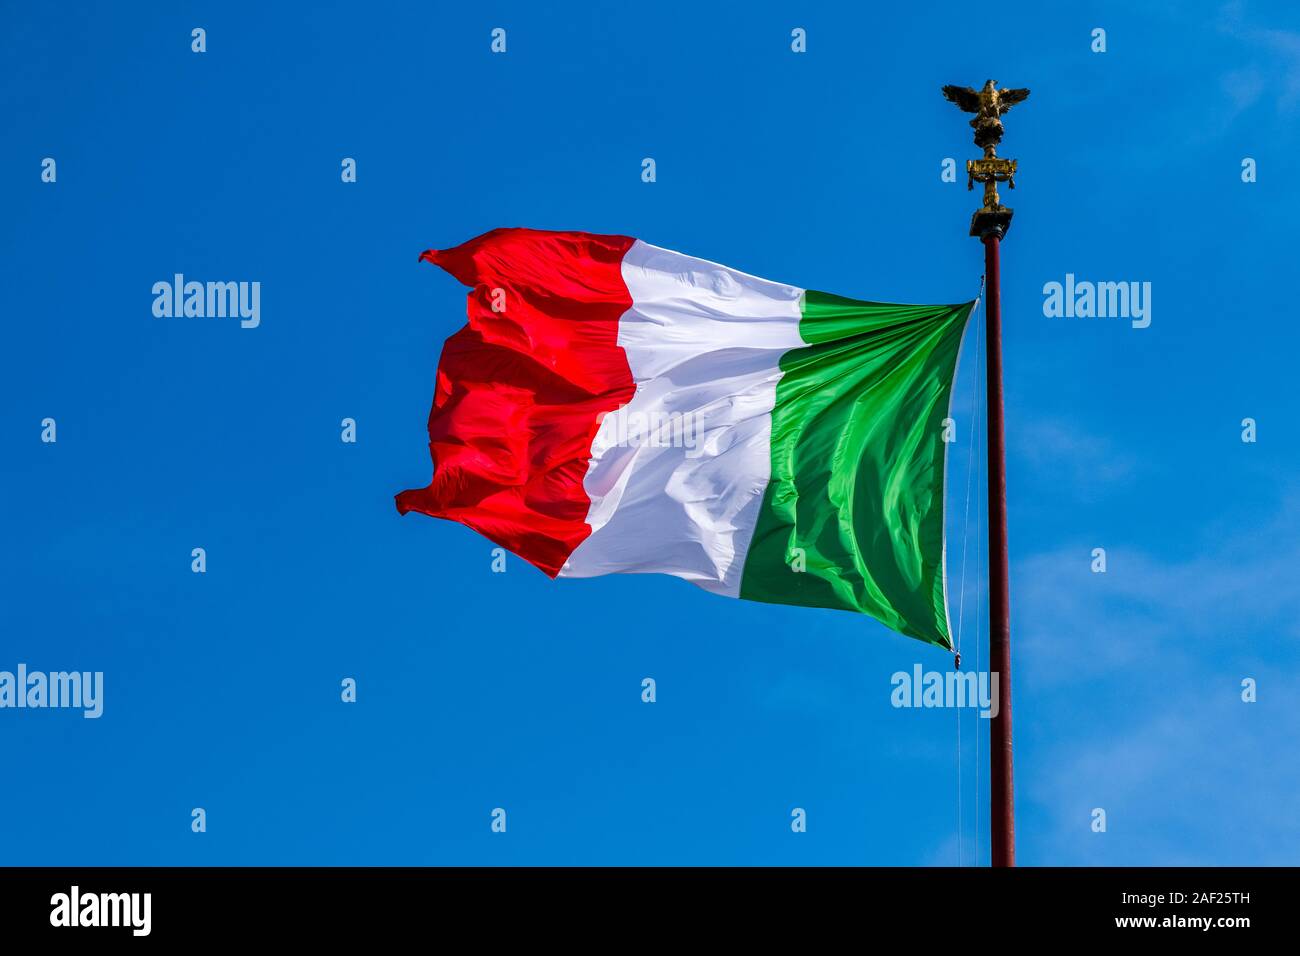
[{"left": 942, "top": 80, "right": 1031, "bottom": 153}]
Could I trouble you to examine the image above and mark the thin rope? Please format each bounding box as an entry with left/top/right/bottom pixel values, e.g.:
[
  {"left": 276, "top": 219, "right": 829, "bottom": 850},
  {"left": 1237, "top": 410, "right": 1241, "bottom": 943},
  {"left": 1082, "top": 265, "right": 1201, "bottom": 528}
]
[
  {"left": 956, "top": 659, "right": 962, "bottom": 867},
  {"left": 953, "top": 284, "right": 984, "bottom": 867},
  {"left": 954, "top": 287, "right": 983, "bottom": 650}
]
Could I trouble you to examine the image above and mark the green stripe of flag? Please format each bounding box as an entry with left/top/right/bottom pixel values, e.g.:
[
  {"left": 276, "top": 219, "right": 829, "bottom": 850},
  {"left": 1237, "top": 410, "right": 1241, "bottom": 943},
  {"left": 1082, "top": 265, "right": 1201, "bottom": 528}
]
[{"left": 739, "top": 291, "right": 975, "bottom": 649}]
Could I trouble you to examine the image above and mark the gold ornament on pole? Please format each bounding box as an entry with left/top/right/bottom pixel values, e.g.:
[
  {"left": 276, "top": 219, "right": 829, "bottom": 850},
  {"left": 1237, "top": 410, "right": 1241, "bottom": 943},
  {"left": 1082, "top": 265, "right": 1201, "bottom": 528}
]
[{"left": 942, "top": 80, "right": 1030, "bottom": 237}]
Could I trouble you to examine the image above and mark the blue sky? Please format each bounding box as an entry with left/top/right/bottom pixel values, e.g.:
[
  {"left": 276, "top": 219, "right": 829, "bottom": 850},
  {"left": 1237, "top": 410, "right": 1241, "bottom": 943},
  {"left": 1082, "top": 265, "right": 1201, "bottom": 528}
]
[{"left": 2, "top": 1, "right": 1298, "bottom": 865}]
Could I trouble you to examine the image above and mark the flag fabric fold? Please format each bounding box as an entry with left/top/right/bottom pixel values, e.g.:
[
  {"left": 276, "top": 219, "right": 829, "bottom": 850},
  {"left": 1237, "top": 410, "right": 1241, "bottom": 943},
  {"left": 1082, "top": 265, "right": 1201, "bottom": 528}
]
[{"left": 397, "top": 227, "right": 974, "bottom": 649}]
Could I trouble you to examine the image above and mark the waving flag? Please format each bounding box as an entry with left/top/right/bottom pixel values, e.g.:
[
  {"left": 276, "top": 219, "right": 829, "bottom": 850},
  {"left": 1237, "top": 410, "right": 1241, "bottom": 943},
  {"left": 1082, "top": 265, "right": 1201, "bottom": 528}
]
[{"left": 397, "top": 228, "right": 974, "bottom": 648}]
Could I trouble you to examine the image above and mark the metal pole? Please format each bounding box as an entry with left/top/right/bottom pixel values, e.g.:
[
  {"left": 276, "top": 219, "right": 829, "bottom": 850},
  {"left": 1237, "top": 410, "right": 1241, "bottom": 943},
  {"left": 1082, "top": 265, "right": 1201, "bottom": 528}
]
[
  {"left": 943, "top": 78, "right": 1027, "bottom": 868},
  {"left": 983, "top": 230, "right": 1015, "bottom": 868}
]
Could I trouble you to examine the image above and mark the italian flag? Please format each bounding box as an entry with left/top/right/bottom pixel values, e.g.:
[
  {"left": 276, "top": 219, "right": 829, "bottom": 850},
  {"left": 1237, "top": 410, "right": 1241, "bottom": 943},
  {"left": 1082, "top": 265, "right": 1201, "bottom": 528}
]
[{"left": 397, "top": 228, "right": 974, "bottom": 649}]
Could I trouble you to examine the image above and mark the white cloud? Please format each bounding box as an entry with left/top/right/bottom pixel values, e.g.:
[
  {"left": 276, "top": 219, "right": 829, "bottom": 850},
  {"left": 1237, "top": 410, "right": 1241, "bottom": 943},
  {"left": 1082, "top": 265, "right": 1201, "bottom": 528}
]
[{"left": 1013, "top": 417, "right": 1138, "bottom": 498}]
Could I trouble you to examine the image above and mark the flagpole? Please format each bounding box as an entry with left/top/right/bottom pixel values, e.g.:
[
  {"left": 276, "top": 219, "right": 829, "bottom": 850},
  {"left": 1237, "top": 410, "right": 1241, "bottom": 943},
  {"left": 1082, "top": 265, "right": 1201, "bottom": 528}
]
[
  {"left": 943, "top": 79, "right": 1029, "bottom": 868},
  {"left": 982, "top": 227, "right": 1015, "bottom": 868}
]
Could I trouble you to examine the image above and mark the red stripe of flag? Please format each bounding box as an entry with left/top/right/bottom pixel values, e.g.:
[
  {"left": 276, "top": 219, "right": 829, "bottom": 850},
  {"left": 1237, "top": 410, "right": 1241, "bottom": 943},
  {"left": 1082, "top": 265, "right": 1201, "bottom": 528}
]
[{"left": 396, "top": 228, "right": 637, "bottom": 576}]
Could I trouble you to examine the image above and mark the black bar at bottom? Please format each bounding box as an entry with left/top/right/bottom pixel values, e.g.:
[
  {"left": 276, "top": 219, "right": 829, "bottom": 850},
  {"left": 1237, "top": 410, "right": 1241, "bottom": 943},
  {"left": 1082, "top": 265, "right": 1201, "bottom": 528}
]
[{"left": 0, "top": 866, "right": 1282, "bottom": 941}]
